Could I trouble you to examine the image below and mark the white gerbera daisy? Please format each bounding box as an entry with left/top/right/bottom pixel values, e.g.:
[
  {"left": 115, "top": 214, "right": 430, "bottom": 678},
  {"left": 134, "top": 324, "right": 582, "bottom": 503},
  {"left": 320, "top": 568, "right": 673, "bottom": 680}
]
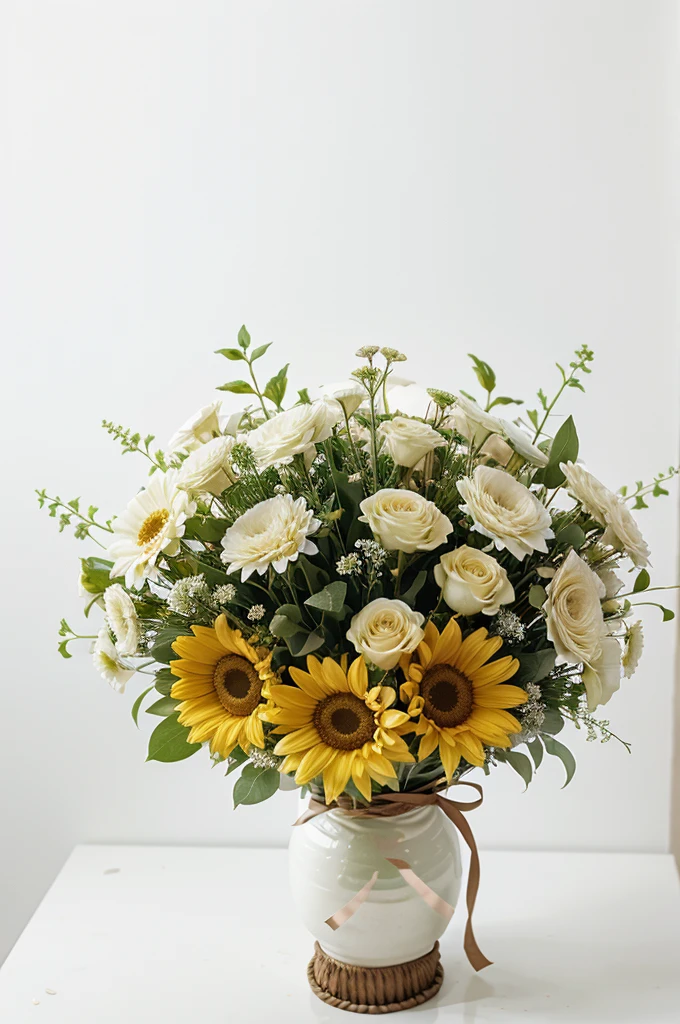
[
  {"left": 107, "top": 471, "right": 196, "bottom": 590},
  {"left": 167, "top": 401, "right": 221, "bottom": 452},
  {"left": 92, "top": 629, "right": 136, "bottom": 693},
  {"left": 622, "top": 620, "right": 644, "bottom": 678},
  {"left": 103, "top": 583, "right": 140, "bottom": 656},
  {"left": 220, "top": 494, "right": 321, "bottom": 580}
]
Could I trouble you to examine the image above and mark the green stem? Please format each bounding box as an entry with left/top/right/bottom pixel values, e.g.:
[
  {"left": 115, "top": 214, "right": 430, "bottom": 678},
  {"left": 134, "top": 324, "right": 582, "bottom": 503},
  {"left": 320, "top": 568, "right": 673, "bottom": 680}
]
[{"left": 247, "top": 359, "right": 271, "bottom": 420}]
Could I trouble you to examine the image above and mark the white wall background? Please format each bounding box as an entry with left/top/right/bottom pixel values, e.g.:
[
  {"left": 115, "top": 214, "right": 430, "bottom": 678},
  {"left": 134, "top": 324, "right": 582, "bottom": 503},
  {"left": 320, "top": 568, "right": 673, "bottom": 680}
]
[{"left": 2, "top": 0, "right": 678, "bottom": 964}]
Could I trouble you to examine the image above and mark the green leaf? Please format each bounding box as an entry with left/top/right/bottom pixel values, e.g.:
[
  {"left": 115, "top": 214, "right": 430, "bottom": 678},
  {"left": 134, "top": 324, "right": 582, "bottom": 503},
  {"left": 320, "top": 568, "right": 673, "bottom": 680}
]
[
  {"left": 543, "top": 735, "right": 576, "bottom": 787},
  {"left": 526, "top": 737, "right": 544, "bottom": 770},
  {"left": 488, "top": 395, "right": 523, "bottom": 409},
  {"left": 79, "top": 556, "right": 115, "bottom": 594},
  {"left": 154, "top": 668, "right": 176, "bottom": 696},
  {"left": 250, "top": 343, "right": 272, "bottom": 361},
  {"left": 215, "top": 347, "right": 246, "bottom": 361},
  {"left": 503, "top": 750, "right": 533, "bottom": 789},
  {"left": 529, "top": 584, "right": 548, "bottom": 609},
  {"left": 57, "top": 639, "right": 72, "bottom": 659},
  {"left": 297, "top": 388, "right": 311, "bottom": 405},
  {"left": 146, "top": 714, "right": 201, "bottom": 763},
  {"left": 263, "top": 364, "right": 289, "bottom": 407},
  {"left": 270, "top": 611, "right": 304, "bottom": 639},
  {"left": 146, "top": 696, "right": 180, "bottom": 717},
  {"left": 467, "top": 353, "right": 496, "bottom": 393},
  {"left": 225, "top": 745, "right": 249, "bottom": 775},
  {"left": 401, "top": 570, "right": 428, "bottom": 608},
  {"left": 514, "top": 649, "right": 556, "bottom": 685},
  {"left": 554, "top": 522, "right": 586, "bottom": 551},
  {"left": 305, "top": 581, "right": 347, "bottom": 616},
  {"left": 540, "top": 708, "right": 565, "bottom": 735},
  {"left": 287, "top": 630, "right": 325, "bottom": 657},
  {"left": 217, "top": 380, "right": 256, "bottom": 395},
  {"left": 238, "top": 325, "right": 251, "bottom": 350},
  {"left": 131, "top": 685, "right": 155, "bottom": 727},
  {"left": 633, "top": 569, "right": 650, "bottom": 593},
  {"left": 183, "top": 515, "right": 228, "bottom": 544},
  {"left": 233, "top": 764, "right": 280, "bottom": 807},
  {"left": 150, "top": 626, "right": 193, "bottom": 665},
  {"left": 542, "top": 415, "right": 579, "bottom": 488}
]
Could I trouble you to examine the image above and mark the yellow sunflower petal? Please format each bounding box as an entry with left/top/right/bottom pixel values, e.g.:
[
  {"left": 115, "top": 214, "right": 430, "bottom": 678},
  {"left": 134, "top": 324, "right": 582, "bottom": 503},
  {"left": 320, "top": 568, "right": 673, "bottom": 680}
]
[
  {"left": 456, "top": 629, "right": 503, "bottom": 675},
  {"left": 268, "top": 684, "right": 317, "bottom": 711},
  {"left": 431, "top": 617, "right": 462, "bottom": 666},
  {"left": 418, "top": 727, "right": 440, "bottom": 761},
  {"left": 379, "top": 709, "right": 411, "bottom": 730},
  {"left": 295, "top": 744, "right": 338, "bottom": 786},
  {"left": 273, "top": 724, "right": 321, "bottom": 756},
  {"left": 321, "top": 657, "right": 350, "bottom": 693},
  {"left": 323, "top": 752, "right": 355, "bottom": 804},
  {"left": 170, "top": 679, "right": 214, "bottom": 700},
  {"left": 449, "top": 729, "right": 485, "bottom": 766},
  {"left": 473, "top": 684, "right": 528, "bottom": 709},
  {"left": 171, "top": 638, "right": 218, "bottom": 664},
  {"left": 352, "top": 759, "right": 373, "bottom": 802},
  {"left": 347, "top": 656, "right": 368, "bottom": 698},
  {"left": 470, "top": 656, "right": 520, "bottom": 687},
  {"left": 439, "top": 740, "right": 461, "bottom": 781}
]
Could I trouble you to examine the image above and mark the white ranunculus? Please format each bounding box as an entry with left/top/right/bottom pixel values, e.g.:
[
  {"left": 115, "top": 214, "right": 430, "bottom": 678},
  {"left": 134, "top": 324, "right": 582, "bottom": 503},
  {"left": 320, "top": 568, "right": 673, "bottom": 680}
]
[
  {"left": 92, "top": 629, "right": 136, "bottom": 693},
  {"left": 346, "top": 598, "right": 425, "bottom": 670},
  {"left": 500, "top": 420, "right": 549, "bottom": 467},
  {"left": 561, "top": 461, "right": 650, "bottom": 568},
  {"left": 220, "top": 494, "right": 321, "bottom": 580},
  {"left": 177, "top": 435, "right": 238, "bottom": 496},
  {"left": 319, "top": 380, "right": 365, "bottom": 417},
  {"left": 434, "top": 546, "right": 515, "bottom": 617},
  {"left": 622, "top": 620, "right": 644, "bottom": 679},
  {"left": 378, "top": 416, "right": 446, "bottom": 469},
  {"left": 457, "top": 466, "right": 554, "bottom": 561},
  {"left": 479, "top": 434, "right": 514, "bottom": 467},
  {"left": 246, "top": 399, "right": 342, "bottom": 469},
  {"left": 449, "top": 396, "right": 504, "bottom": 446},
  {"left": 359, "top": 488, "right": 453, "bottom": 553},
  {"left": 103, "top": 584, "right": 140, "bottom": 657},
  {"left": 544, "top": 549, "right": 606, "bottom": 665},
  {"left": 168, "top": 402, "right": 221, "bottom": 452},
  {"left": 220, "top": 409, "right": 245, "bottom": 436},
  {"left": 560, "top": 461, "right": 613, "bottom": 520},
  {"left": 582, "top": 637, "right": 622, "bottom": 711}
]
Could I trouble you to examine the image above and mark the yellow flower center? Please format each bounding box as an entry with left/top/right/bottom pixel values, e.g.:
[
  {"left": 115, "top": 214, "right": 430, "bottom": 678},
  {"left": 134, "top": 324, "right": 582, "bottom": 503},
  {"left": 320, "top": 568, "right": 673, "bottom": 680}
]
[
  {"left": 421, "top": 665, "right": 474, "bottom": 728},
  {"left": 213, "top": 655, "right": 262, "bottom": 717},
  {"left": 137, "top": 508, "right": 170, "bottom": 546},
  {"left": 313, "top": 692, "right": 376, "bottom": 751}
]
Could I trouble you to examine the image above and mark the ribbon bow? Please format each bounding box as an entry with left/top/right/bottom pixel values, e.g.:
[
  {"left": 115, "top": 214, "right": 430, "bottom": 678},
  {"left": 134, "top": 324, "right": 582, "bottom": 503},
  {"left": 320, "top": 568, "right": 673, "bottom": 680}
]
[{"left": 294, "top": 781, "right": 491, "bottom": 972}]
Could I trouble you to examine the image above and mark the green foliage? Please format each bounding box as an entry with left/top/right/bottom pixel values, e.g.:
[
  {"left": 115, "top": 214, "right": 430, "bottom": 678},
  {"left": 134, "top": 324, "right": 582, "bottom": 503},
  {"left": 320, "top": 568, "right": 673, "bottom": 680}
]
[
  {"left": 146, "top": 714, "right": 201, "bottom": 763},
  {"left": 528, "top": 584, "right": 547, "bottom": 609},
  {"left": 150, "top": 626, "right": 193, "bottom": 664},
  {"left": 540, "top": 415, "right": 579, "bottom": 488},
  {"left": 36, "top": 490, "right": 112, "bottom": 541},
  {"left": 146, "top": 697, "right": 180, "bottom": 717},
  {"left": 305, "top": 581, "right": 347, "bottom": 617},
  {"left": 543, "top": 735, "right": 576, "bottom": 787},
  {"left": 233, "top": 764, "right": 280, "bottom": 807},
  {"left": 633, "top": 569, "right": 650, "bottom": 593},
  {"left": 131, "top": 685, "right": 155, "bottom": 727}
]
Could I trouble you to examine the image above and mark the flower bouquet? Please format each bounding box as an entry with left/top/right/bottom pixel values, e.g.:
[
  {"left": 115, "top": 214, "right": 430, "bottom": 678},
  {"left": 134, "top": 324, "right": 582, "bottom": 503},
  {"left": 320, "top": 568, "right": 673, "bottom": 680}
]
[{"left": 40, "top": 331, "right": 676, "bottom": 1013}]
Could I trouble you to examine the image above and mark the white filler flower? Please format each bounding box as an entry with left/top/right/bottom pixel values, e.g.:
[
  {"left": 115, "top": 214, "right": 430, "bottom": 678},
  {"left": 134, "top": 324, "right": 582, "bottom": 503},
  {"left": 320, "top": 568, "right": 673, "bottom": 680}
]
[
  {"left": 346, "top": 598, "right": 425, "bottom": 670},
  {"left": 457, "top": 466, "right": 554, "bottom": 560},
  {"left": 434, "top": 545, "right": 514, "bottom": 616},
  {"left": 544, "top": 549, "right": 606, "bottom": 665},
  {"left": 92, "top": 629, "right": 136, "bottom": 693},
  {"left": 168, "top": 401, "right": 221, "bottom": 452},
  {"left": 359, "top": 489, "right": 453, "bottom": 553},
  {"left": 103, "top": 583, "right": 140, "bottom": 656},
  {"left": 221, "top": 494, "right": 321, "bottom": 580},
  {"left": 561, "top": 461, "right": 650, "bottom": 567},
  {"left": 378, "top": 416, "right": 446, "bottom": 468},
  {"left": 107, "top": 471, "right": 195, "bottom": 590},
  {"left": 246, "top": 399, "right": 342, "bottom": 469},
  {"left": 177, "top": 435, "right": 238, "bottom": 496}
]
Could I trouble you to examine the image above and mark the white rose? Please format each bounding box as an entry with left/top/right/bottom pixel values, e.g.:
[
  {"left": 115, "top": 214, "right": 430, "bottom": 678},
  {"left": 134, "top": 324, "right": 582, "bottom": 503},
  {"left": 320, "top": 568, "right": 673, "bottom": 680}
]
[
  {"left": 458, "top": 466, "right": 554, "bottom": 561},
  {"left": 500, "top": 420, "right": 549, "bottom": 467},
  {"left": 103, "top": 583, "right": 140, "bottom": 656},
  {"left": 319, "top": 380, "right": 365, "bottom": 417},
  {"left": 168, "top": 402, "right": 221, "bottom": 452},
  {"left": 221, "top": 494, "right": 321, "bottom": 580},
  {"left": 246, "top": 399, "right": 342, "bottom": 469},
  {"left": 561, "top": 462, "right": 650, "bottom": 567},
  {"left": 92, "top": 629, "right": 136, "bottom": 694},
  {"left": 582, "top": 637, "right": 622, "bottom": 711},
  {"left": 346, "top": 598, "right": 425, "bottom": 670},
  {"left": 544, "top": 549, "right": 606, "bottom": 665},
  {"left": 449, "top": 396, "right": 504, "bottom": 446},
  {"left": 177, "top": 435, "right": 238, "bottom": 496},
  {"left": 378, "top": 416, "right": 446, "bottom": 468},
  {"left": 359, "top": 488, "right": 453, "bottom": 553},
  {"left": 434, "top": 546, "right": 515, "bottom": 617}
]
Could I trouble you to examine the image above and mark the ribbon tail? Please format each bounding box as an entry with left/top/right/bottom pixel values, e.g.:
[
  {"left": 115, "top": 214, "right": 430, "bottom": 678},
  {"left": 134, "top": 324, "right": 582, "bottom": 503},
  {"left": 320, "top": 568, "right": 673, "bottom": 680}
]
[
  {"left": 325, "top": 871, "right": 379, "bottom": 931},
  {"left": 440, "top": 798, "right": 493, "bottom": 971},
  {"left": 385, "top": 858, "right": 455, "bottom": 923}
]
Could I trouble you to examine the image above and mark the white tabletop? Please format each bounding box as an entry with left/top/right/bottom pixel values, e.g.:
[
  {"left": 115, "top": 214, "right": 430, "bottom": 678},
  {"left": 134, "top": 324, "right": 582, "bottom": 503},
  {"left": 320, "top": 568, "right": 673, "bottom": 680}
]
[{"left": 0, "top": 845, "right": 678, "bottom": 1022}]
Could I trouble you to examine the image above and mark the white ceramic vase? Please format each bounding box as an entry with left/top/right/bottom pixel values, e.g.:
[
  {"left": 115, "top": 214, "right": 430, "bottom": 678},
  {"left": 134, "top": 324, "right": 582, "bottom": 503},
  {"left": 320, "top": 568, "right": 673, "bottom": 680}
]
[{"left": 289, "top": 804, "right": 462, "bottom": 968}]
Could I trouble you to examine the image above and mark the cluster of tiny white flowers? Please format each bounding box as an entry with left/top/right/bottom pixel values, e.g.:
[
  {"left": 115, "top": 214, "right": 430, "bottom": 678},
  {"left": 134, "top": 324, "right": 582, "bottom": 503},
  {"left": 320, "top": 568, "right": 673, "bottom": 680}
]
[
  {"left": 517, "top": 682, "right": 546, "bottom": 739},
  {"left": 336, "top": 552, "right": 361, "bottom": 576},
  {"left": 213, "top": 584, "right": 237, "bottom": 605},
  {"left": 348, "top": 472, "right": 362, "bottom": 483},
  {"left": 273, "top": 483, "right": 286, "bottom": 495},
  {"left": 167, "top": 575, "right": 211, "bottom": 616},
  {"left": 249, "top": 749, "right": 281, "bottom": 770},
  {"left": 247, "top": 604, "right": 266, "bottom": 622},
  {"left": 490, "top": 608, "right": 526, "bottom": 644},
  {"left": 354, "top": 539, "right": 389, "bottom": 568}
]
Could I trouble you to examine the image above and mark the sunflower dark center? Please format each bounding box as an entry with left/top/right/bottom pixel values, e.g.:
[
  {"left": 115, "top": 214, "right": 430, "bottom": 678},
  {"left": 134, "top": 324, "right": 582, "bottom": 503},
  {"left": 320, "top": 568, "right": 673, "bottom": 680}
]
[
  {"left": 313, "top": 692, "right": 376, "bottom": 751},
  {"left": 421, "top": 665, "right": 474, "bottom": 728},
  {"left": 213, "top": 655, "right": 262, "bottom": 716}
]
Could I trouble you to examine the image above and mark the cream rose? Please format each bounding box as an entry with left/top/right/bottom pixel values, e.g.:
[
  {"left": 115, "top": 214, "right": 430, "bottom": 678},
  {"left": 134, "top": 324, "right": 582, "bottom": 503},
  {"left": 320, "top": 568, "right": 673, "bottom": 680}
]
[
  {"left": 434, "top": 546, "right": 515, "bottom": 617},
  {"left": 378, "top": 416, "right": 446, "bottom": 468},
  {"left": 177, "top": 435, "right": 238, "bottom": 496},
  {"left": 220, "top": 494, "right": 320, "bottom": 580},
  {"left": 544, "top": 549, "right": 606, "bottom": 665},
  {"left": 346, "top": 598, "right": 425, "bottom": 670},
  {"left": 246, "top": 399, "right": 342, "bottom": 469},
  {"left": 168, "top": 401, "right": 221, "bottom": 452},
  {"left": 449, "top": 396, "right": 504, "bottom": 446},
  {"left": 561, "top": 462, "right": 650, "bottom": 567},
  {"left": 457, "top": 466, "right": 554, "bottom": 561},
  {"left": 359, "top": 489, "right": 453, "bottom": 553},
  {"left": 103, "top": 583, "right": 140, "bottom": 657},
  {"left": 582, "top": 637, "right": 622, "bottom": 710}
]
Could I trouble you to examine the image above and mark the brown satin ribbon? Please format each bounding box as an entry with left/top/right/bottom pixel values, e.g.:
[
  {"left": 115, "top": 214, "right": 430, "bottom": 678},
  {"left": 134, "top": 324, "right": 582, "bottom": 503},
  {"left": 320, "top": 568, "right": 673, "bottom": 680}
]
[{"left": 293, "top": 781, "right": 492, "bottom": 972}]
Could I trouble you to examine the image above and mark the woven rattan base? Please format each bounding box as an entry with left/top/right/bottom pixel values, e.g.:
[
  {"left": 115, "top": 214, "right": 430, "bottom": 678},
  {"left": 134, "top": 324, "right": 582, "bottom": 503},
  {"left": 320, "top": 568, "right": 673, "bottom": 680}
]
[{"left": 307, "top": 940, "right": 443, "bottom": 1014}]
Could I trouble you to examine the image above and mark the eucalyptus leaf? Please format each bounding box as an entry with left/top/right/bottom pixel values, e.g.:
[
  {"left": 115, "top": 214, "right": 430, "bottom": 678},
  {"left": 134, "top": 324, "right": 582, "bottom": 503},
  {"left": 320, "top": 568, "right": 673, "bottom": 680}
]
[
  {"left": 540, "top": 708, "right": 565, "bottom": 735},
  {"left": 131, "top": 685, "right": 155, "bottom": 727},
  {"left": 554, "top": 522, "right": 586, "bottom": 550},
  {"left": 305, "top": 581, "right": 347, "bottom": 616},
  {"left": 514, "top": 649, "right": 556, "bottom": 685},
  {"left": 146, "top": 696, "right": 179, "bottom": 717},
  {"left": 287, "top": 630, "right": 325, "bottom": 657},
  {"left": 233, "top": 764, "right": 280, "bottom": 807},
  {"left": 526, "top": 737, "right": 544, "bottom": 770},
  {"left": 529, "top": 584, "right": 547, "bottom": 609},
  {"left": 543, "top": 735, "right": 576, "bottom": 787},
  {"left": 503, "top": 750, "right": 533, "bottom": 789},
  {"left": 146, "top": 714, "right": 201, "bottom": 763},
  {"left": 225, "top": 745, "right": 249, "bottom": 775}
]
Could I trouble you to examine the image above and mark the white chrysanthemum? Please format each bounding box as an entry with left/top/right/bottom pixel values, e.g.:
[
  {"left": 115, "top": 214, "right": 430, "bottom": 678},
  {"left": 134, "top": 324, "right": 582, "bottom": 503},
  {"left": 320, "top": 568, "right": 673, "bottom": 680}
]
[
  {"left": 177, "top": 435, "right": 238, "bottom": 496},
  {"left": 622, "top": 620, "right": 644, "bottom": 679},
  {"left": 168, "top": 402, "right": 221, "bottom": 452},
  {"left": 92, "top": 629, "right": 136, "bottom": 693},
  {"left": 544, "top": 549, "right": 606, "bottom": 665},
  {"left": 245, "top": 399, "right": 342, "bottom": 469},
  {"left": 449, "top": 396, "right": 504, "bottom": 446},
  {"left": 103, "top": 583, "right": 140, "bottom": 656},
  {"left": 582, "top": 637, "right": 622, "bottom": 711},
  {"left": 359, "top": 489, "right": 453, "bottom": 553},
  {"left": 561, "top": 461, "right": 651, "bottom": 568},
  {"left": 457, "top": 466, "right": 554, "bottom": 561},
  {"left": 378, "top": 416, "right": 446, "bottom": 468},
  {"left": 500, "top": 420, "right": 549, "bottom": 467},
  {"left": 107, "top": 471, "right": 196, "bottom": 590},
  {"left": 220, "top": 494, "right": 321, "bottom": 580}
]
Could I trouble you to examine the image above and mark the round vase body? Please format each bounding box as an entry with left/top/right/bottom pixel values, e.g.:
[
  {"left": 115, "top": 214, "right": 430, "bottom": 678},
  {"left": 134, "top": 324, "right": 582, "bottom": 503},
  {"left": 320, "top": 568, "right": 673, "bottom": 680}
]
[{"left": 289, "top": 805, "right": 462, "bottom": 968}]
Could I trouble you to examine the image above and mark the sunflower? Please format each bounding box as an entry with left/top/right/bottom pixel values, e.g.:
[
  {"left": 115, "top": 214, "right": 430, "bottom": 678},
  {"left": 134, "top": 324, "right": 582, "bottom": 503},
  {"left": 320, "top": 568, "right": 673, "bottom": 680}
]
[
  {"left": 263, "top": 655, "right": 414, "bottom": 804},
  {"left": 400, "top": 618, "right": 527, "bottom": 781},
  {"left": 169, "top": 614, "right": 275, "bottom": 758}
]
